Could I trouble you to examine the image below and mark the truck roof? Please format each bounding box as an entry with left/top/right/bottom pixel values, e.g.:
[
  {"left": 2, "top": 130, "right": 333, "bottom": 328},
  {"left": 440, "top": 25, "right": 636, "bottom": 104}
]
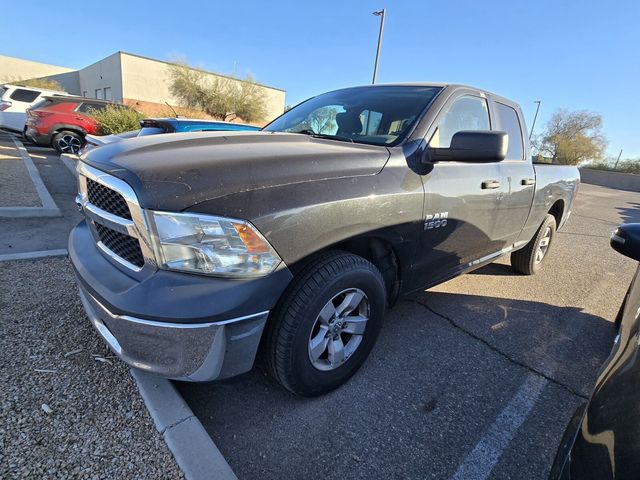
[{"left": 336, "top": 83, "right": 520, "bottom": 108}]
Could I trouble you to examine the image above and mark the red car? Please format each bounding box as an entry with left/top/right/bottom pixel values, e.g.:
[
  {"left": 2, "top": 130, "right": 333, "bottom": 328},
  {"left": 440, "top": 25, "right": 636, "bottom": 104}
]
[{"left": 25, "top": 96, "right": 113, "bottom": 154}]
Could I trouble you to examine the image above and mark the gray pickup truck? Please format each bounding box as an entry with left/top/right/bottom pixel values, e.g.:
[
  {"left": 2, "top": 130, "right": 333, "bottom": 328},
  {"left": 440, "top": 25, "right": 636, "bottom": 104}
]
[{"left": 70, "top": 84, "right": 579, "bottom": 396}]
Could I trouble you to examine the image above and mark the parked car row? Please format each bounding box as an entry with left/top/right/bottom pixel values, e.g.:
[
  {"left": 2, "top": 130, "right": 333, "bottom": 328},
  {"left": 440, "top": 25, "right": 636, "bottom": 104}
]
[
  {"left": 0, "top": 83, "right": 72, "bottom": 133},
  {"left": 1, "top": 83, "right": 261, "bottom": 154}
]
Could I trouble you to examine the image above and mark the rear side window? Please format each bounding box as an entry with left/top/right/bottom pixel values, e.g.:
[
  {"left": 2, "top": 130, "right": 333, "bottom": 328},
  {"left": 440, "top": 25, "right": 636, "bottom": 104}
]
[
  {"left": 10, "top": 89, "right": 40, "bottom": 103},
  {"left": 77, "top": 103, "right": 106, "bottom": 114},
  {"left": 429, "top": 95, "right": 490, "bottom": 148},
  {"left": 495, "top": 102, "right": 524, "bottom": 161}
]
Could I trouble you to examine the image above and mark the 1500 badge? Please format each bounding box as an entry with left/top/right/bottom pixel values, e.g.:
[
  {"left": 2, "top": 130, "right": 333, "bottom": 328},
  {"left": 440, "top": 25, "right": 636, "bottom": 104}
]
[{"left": 424, "top": 212, "right": 448, "bottom": 230}]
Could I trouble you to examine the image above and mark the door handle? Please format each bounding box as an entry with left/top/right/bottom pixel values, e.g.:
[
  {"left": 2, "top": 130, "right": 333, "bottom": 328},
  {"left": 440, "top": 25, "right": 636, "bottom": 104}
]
[
  {"left": 521, "top": 178, "right": 536, "bottom": 186},
  {"left": 481, "top": 180, "right": 501, "bottom": 189}
]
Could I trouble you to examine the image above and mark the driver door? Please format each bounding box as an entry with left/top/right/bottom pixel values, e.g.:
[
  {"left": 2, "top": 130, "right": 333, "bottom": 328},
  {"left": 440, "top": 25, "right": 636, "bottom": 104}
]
[{"left": 410, "top": 92, "right": 504, "bottom": 289}]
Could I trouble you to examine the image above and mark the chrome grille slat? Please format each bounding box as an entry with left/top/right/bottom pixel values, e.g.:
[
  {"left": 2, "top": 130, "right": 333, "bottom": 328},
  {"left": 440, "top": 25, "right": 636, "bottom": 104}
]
[
  {"left": 95, "top": 223, "right": 145, "bottom": 268},
  {"left": 77, "top": 162, "right": 156, "bottom": 273},
  {"left": 87, "top": 178, "right": 132, "bottom": 220}
]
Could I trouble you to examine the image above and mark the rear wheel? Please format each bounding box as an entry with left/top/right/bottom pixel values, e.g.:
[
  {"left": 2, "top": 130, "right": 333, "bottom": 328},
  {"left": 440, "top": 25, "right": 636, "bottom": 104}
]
[
  {"left": 511, "top": 214, "right": 557, "bottom": 275},
  {"left": 52, "top": 130, "right": 84, "bottom": 154},
  {"left": 265, "top": 251, "right": 386, "bottom": 396}
]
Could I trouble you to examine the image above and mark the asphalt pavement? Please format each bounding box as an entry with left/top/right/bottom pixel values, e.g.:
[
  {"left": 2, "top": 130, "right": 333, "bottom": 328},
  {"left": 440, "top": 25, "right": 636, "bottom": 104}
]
[{"left": 178, "top": 183, "right": 640, "bottom": 480}]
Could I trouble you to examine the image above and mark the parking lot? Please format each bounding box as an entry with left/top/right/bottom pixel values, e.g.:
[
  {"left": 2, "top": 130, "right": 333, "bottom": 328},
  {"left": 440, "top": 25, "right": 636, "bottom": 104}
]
[
  {"left": 2, "top": 140, "right": 639, "bottom": 479},
  {"left": 178, "top": 182, "right": 638, "bottom": 479}
]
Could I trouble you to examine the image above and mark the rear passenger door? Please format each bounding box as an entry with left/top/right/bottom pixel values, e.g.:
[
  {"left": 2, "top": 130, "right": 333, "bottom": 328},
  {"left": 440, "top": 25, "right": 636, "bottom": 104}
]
[
  {"left": 76, "top": 103, "right": 105, "bottom": 131},
  {"left": 490, "top": 100, "right": 535, "bottom": 250}
]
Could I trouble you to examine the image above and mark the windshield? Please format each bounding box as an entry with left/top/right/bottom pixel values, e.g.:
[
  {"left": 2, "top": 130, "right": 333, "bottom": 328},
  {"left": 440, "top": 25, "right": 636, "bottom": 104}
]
[{"left": 264, "top": 85, "right": 441, "bottom": 146}]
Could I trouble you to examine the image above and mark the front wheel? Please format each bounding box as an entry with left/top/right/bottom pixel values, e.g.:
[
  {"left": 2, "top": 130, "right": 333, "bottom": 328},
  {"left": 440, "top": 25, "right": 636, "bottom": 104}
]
[
  {"left": 264, "top": 251, "right": 386, "bottom": 396},
  {"left": 511, "top": 214, "right": 557, "bottom": 275}
]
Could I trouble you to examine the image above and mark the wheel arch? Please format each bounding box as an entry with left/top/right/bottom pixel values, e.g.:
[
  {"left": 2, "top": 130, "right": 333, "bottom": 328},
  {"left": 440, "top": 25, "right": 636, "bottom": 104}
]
[
  {"left": 288, "top": 235, "right": 402, "bottom": 307},
  {"left": 51, "top": 124, "right": 87, "bottom": 138},
  {"left": 548, "top": 199, "right": 565, "bottom": 226}
]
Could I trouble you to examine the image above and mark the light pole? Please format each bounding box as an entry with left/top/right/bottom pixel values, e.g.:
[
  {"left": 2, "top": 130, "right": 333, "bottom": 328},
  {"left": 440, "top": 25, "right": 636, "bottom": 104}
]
[
  {"left": 529, "top": 100, "right": 541, "bottom": 140},
  {"left": 372, "top": 9, "right": 386, "bottom": 84}
]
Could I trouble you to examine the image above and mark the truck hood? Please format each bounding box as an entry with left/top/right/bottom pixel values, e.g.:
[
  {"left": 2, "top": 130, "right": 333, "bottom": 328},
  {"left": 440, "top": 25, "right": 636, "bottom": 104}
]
[{"left": 82, "top": 131, "right": 390, "bottom": 211}]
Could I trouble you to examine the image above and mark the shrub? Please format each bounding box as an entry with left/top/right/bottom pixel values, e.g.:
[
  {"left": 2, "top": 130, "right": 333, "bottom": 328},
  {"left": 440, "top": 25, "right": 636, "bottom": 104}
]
[{"left": 89, "top": 105, "right": 144, "bottom": 135}]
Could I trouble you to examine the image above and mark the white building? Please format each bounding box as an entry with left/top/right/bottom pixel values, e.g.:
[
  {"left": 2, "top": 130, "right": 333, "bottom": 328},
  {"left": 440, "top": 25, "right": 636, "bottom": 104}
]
[{"left": 0, "top": 52, "right": 286, "bottom": 124}]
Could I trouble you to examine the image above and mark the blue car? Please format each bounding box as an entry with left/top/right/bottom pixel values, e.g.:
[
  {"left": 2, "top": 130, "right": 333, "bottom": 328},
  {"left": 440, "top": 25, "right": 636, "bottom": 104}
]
[
  {"left": 138, "top": 117, "right": 260, "bottom": 135},
  {"left": 81, "top": 117, "right": 259, "bottom": 154}
]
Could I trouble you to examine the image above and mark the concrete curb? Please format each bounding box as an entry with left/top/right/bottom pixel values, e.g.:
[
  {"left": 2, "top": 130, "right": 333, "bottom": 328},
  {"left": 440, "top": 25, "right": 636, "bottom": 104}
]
[
  {"left": 0, "top": 249, "right": 68, "bottom": 262},
  {"left": 130, "top": 369, "right": 238, "bottom": 480},
  {"left": 0, "top": 137, "right": 61, "bottom": 218},
  {"left": 60, "top": 153, "right": 78, "bottom": 178}
]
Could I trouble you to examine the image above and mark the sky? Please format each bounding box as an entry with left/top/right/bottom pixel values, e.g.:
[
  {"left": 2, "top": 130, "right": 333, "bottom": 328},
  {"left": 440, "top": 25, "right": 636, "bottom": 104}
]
[{"left": 4, "top": 0, "right": 639, "bottom": 158}]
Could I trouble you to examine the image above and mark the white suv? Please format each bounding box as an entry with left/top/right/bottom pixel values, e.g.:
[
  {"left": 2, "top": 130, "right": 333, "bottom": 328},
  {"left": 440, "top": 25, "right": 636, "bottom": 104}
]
[{"left": 0, "top": 84, "right": 71, "bottom": 133}]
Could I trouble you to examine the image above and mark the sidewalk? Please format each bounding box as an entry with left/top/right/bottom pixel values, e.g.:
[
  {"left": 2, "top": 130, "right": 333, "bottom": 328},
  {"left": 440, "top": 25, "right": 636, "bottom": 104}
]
[
  {"left": 0, "top": 135, "right": 40, "bottom": 207},
  {"left": 0, "top": 135, "right": 80, "bottom": 256},
  {"left": 0, "top": 131, "right": 60, "bottom": 217}
]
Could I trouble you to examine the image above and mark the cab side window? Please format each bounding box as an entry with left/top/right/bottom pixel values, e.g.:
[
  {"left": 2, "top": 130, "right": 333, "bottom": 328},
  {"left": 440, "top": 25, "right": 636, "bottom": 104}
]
[
  {"left": 429, "top": 95, "right": 490, "bottom": 148},
  {"left": 494, "top": 102, "right": 524, "bottom": 161}
]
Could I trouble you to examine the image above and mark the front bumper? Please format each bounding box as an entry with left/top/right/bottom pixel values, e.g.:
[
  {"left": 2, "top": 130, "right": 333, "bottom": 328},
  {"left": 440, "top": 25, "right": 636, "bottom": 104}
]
[
  {"left": 70, "top": 220, "right": 292, "bottom": 381},
  {"left": 78, "top": 285, "right": 268, "bottom": 381}
]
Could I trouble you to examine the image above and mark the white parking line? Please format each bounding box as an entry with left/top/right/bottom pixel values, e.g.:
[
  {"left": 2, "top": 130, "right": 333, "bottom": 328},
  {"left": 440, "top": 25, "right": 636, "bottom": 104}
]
[{"left": 451, "top": 373, "right": 548, "bottom": 480}]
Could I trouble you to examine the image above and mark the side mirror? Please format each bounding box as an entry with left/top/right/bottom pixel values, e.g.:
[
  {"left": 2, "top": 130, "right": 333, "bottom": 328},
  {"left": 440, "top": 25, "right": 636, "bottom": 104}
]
[
  {"left": 424, "top": 130, "right": 508, "bottom": 163},
  {"left": 611, "top": 224, "right": 640, "bottom": 262}
]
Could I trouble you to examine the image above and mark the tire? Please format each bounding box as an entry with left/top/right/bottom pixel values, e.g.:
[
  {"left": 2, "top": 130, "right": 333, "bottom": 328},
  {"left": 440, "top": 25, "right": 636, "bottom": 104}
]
[
  {"left": 511, "top": 214, "right": 557, "bottom": 275},
  {"left": 52, "top": 130, "right": 84, "bottom": 154},
  {"left": 264, "top": 250, "right": 386, "bottom": 396}
]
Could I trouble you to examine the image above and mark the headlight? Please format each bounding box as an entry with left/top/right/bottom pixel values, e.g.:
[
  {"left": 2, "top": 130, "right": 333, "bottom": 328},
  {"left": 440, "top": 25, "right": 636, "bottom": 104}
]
[{"left": 149, "top": 211, "right": 281, "bottom": 277}]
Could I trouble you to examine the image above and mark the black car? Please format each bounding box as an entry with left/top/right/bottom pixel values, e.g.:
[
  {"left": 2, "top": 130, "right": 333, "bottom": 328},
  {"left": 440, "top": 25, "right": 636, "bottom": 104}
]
[{"left": 550, "top": 223, "right": 640, "bottom": 479}]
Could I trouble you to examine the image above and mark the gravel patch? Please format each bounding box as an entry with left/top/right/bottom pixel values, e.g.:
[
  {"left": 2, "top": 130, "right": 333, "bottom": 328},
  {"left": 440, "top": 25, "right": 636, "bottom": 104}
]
[
  {"left": 0, "top": 138, "right": 41, "bottom": 207},
  {"left": 0, "top": 257, "right": 183, "bottom": 479}
]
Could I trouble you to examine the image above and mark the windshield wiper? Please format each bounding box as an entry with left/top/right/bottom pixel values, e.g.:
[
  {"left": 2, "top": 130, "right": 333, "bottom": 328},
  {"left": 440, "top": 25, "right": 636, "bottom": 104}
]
[{"left": 293, "top": 129, "right": 354, "bottom": 143}]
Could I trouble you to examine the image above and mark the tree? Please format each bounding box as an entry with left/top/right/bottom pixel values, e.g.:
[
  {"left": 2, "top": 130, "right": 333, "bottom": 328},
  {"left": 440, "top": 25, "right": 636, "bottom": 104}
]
[
  {"left": 168, "top": 61, "right": 267, "bottom": 123},
  {"left": 535, "top": 109, "right": 607, "bottom": 165},
  {"left": 17, "top": 78, "right": 64, "bottom": 91}
]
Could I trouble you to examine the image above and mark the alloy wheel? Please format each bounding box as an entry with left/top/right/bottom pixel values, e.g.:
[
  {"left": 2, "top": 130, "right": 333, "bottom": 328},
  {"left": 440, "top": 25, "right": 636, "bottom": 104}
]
[
  {"left": 535, "top": 226, "right": 552, "bottom": 264},
  {"left": 57, "top": 134, "right": 82, "bottom": 154},
  {"left": 308, "top": 288, "right": 370, "bottom": 371}
]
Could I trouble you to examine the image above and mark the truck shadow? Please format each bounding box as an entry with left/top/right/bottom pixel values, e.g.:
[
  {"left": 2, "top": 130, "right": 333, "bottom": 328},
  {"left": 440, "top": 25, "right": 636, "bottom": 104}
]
[
  {"left": 176, "top": 293, "right": 615, "bottom": 479},
  {"left": 467, "top": 262, "right": 515, "bottom": 276},
  {"left": 617, "top": 202, "right": 640, "bottom": 224}
]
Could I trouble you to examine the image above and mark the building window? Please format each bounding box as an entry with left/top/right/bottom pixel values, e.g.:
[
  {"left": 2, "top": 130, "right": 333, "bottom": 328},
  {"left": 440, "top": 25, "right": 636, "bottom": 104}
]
[
  {"left": 95, "top": 89, "right": 104, "bottom": 100},
  {"left": 103, "top": 87, "right": 112, "bottom": 101},
  {"left": 82, "top": 91, "right": 87, "bottom": 97}
]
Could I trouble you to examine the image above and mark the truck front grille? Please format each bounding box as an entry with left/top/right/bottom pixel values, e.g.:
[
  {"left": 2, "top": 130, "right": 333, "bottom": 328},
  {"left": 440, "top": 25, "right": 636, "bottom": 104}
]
[
  {"left": 87, "top": 178, "right": 132, "bottom": 220},
  {"left": 78, "top": 163, "right": 152, "bottom": 272},
  {"left": 95, "top": 223, "right": 145, "bottom": 268}
]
